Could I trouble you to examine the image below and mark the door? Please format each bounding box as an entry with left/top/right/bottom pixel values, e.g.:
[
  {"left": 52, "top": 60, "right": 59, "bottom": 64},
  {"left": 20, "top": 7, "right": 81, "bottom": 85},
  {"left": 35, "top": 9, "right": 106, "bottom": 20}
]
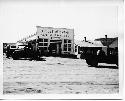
[{"left": 49, "top": 42, "right": 62, "bottom": 55}]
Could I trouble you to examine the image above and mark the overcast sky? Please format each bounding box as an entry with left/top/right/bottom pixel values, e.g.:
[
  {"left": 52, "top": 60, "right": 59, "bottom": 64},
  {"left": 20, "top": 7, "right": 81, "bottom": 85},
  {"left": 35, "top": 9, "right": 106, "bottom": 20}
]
[{"left": 0, "top": 0, "right": 123, "bottom": 43}]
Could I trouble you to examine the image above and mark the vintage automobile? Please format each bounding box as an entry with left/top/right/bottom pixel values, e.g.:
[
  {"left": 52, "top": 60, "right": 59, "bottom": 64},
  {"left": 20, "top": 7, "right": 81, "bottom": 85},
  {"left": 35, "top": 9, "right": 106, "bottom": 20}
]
[
  {"left": 6, "top": 45, "right": 18, "bottom": 57},
  {"left": 12, "top": 44, "right": 34, "bottom": 60},
  {"left": 12, "top": 43, "right": 41, "bottom": 60},
  {"left": 83, "top": 47, "right": 118, "bottom": 66}
]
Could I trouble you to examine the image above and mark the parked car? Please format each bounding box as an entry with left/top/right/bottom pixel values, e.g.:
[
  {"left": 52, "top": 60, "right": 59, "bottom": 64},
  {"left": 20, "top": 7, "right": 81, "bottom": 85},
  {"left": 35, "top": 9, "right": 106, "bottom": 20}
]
[
  {"left": 12, "top": 44, "right": 32, "bottom": 60},
  {"left": 7, "top": 45, "right": 18, "bottom": 57},
  {"left": 12, "top": 43, "right": 41, "bottom": 60}
]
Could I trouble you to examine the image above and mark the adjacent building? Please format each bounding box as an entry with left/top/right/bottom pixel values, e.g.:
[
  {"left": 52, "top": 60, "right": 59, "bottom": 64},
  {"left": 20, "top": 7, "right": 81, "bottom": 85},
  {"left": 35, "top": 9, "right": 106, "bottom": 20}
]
[
  {"left": 74, "top": 39, "right": 105, "bottom": 58},
  {"left": 95, "top": 36, "right": 118, "bottom": 55}
]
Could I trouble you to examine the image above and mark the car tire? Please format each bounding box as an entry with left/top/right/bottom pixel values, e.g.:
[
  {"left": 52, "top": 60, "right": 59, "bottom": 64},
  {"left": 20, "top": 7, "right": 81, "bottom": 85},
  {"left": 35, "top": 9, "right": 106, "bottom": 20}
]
[
  {"left": 12, "top": 53, "right": 18, "bottom": 60},
  {"left": 86, "top": 56, "right": 98, "bottom": 67}
]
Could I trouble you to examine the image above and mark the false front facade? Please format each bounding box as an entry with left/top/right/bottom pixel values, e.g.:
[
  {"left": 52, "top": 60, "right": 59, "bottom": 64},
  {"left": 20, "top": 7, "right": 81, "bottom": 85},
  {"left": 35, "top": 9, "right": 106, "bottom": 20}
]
[{"left": 36, "top": 26, "right": 74, "bottom": 55}]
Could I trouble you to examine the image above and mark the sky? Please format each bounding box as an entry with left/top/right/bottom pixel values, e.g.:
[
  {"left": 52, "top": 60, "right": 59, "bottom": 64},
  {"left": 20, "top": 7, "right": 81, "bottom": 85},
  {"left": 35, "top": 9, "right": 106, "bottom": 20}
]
[{"left": 0, "top": 0, "right": 123, "bottom": 43}]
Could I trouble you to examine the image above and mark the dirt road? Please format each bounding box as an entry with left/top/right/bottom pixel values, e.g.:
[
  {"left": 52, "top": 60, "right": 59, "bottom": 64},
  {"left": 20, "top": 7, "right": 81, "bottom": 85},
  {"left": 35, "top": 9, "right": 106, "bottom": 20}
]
[{"left": 3, "top": 56, "right": 119, "bottom": 94}]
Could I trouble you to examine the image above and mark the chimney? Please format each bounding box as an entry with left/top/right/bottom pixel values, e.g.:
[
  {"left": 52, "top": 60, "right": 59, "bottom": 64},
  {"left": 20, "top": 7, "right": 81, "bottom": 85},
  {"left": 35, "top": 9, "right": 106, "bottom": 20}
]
[
  {"left": 105, "top": 35, "right": 108, "bottom": 47},
  {"left": 105, "top": 35, "right": 107, "bottom": 39},
  {"left": 84, "top": 37, "right": 86, "bottom": 42}
]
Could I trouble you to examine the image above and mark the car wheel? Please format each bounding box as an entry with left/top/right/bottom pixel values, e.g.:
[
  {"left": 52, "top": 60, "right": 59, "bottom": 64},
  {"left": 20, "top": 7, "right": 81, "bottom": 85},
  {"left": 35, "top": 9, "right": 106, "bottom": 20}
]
[
  {"left": 12, "top": 53, "right": 18, "bottom": 60},
  {"left": 86, "top": 57, "right": 98, "bottom": 67}
]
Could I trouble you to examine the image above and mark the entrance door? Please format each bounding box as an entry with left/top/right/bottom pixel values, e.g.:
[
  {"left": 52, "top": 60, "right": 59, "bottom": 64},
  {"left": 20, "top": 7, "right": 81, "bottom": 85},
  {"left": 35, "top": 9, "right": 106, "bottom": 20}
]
[{"left": 49, "top": 41, "right": 62, "bottom": 56}]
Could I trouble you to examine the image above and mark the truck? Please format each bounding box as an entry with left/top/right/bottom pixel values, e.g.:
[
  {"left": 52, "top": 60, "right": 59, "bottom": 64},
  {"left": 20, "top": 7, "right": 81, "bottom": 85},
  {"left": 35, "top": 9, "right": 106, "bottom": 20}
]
[
  {"left": 83, "top": 47, "right": 118, "bottom": 66},
  {"left": 78, "top": 36, "right": 118, "bottom": 67}
]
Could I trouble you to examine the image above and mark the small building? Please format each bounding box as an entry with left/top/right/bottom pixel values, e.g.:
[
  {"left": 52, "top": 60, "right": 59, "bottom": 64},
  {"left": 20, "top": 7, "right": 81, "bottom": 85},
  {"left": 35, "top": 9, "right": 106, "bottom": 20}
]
[
  {"left": 74, "top": 40, "right": 105, "bottom": 58},
  {"left": 95, "top": 37, "right": 118, "bottom": 55}
]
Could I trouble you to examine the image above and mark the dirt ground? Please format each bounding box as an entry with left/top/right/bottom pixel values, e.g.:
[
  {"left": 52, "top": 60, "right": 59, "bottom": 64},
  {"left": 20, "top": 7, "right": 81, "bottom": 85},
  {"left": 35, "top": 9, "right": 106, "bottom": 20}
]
[{"left": 3, "top": 55, "right": 119, "bottom": 94}]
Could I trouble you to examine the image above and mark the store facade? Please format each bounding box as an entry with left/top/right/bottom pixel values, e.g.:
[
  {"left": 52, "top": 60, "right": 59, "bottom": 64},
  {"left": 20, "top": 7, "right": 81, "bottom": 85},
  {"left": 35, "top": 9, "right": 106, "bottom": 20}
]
[{"left": 36, "top": 26, "right": 74, "bottom": 55}]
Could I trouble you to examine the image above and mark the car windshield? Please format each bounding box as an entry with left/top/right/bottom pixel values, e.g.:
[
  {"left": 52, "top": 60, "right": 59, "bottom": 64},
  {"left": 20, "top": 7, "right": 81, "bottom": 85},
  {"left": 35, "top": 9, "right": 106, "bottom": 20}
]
[
  {"left": 11, "top": 46, "right": 16, "bottom": 48},
  {"left": 18, "top": 45, "right": 26, "bottom": 49}
]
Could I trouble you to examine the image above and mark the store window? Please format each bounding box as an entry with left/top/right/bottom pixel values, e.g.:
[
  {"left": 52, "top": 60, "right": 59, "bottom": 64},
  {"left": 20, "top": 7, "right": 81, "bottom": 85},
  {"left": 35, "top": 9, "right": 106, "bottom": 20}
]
[
  {"left": 39, "top": 38, "right": 43, "bottom": 42},
  {"left": 68, "top": 48, "right": 71, "bottom": 51},
  {"left": 64, "top": 39, "right": 67, "bottom": 43},
  {"left": 63, "top": 39, "right": 72, "bottom": 52},
  {"left": 44, "top": 43, "right": 48, "bottom": 46},
  {"left": 64, "top": 48, "right": 67, "bottom": 51},
  {"left": 68, "top": 40, "right": 71, "bottom": 43},
  {"left": 64, "top": 44, "right": 67, "bottom": 48},
  {"left": 38, "top": 43, "right": 44, "bottom": 46},
  {"left": 38, "top": 38, "right": 48, "bottom": 49},
  {"left": 44, "top": 39, "right": 48, "bottom": 42},
  {"left": 68, "top": 44, "right": 71, "bottom": 47}
]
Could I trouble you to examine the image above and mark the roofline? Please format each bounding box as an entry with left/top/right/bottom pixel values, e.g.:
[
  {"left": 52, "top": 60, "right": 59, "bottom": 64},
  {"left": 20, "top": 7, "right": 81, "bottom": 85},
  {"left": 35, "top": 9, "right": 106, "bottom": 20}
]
[
  {"left": 95, "top": 37, "right": 118, "bottom": 41},
  {"left": 36, "top": 26, "right": 74, "bottom": 30}
]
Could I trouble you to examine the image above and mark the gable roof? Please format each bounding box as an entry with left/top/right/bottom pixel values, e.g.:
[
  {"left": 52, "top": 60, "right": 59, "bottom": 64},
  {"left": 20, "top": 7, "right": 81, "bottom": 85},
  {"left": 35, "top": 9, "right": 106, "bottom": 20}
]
[
  {"left": 95, "top": 37, "right": 118, "bottom": 46},
  {"left": 109, "top": 38, "right": 118, "bottom": 48},
  {"left": 75, "top": 40, "right": 105, "bottom": 47},
  {"left": 17, "top": 33, "right": 37, "bottom": 43}
]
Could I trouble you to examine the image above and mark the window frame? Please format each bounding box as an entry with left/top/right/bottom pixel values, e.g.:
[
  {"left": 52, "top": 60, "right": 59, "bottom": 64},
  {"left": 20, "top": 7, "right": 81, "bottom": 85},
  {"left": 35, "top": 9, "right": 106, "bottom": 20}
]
[{"left": 63, "top": 39, "right": 72, "bottom": 52}]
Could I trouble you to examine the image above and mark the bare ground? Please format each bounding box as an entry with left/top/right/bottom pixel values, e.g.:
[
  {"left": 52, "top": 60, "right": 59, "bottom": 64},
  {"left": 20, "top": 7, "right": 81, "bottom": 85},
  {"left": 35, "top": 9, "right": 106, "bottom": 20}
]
[{"left": 3, "top": 55, "right": 119, "bottom": 94}]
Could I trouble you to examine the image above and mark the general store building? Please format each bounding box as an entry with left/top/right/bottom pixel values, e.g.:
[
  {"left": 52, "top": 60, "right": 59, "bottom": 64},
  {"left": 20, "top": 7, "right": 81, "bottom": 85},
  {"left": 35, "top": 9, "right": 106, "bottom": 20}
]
[
  {"left": 24, "top": 26, "right": 74, "bottom": 55},
  {"left": 37, "top": 26, "right": 74, "bottom": 55}
]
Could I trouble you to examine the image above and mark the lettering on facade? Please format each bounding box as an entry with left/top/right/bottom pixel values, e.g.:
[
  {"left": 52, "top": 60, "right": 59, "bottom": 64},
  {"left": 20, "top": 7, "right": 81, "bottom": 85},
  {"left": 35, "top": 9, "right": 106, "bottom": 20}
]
[{"left": 36, "top": 26, "right": 74, "bottom": 54}]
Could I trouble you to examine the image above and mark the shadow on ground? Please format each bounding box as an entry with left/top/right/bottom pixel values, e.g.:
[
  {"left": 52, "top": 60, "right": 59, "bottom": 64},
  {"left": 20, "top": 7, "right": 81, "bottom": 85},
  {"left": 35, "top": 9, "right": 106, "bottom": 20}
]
[
  {"left": 95, "top": 65, "right": 118, "bottom": 69},
  {"left": 13, "top": 58, "right": 46, "bottom": 61}
]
